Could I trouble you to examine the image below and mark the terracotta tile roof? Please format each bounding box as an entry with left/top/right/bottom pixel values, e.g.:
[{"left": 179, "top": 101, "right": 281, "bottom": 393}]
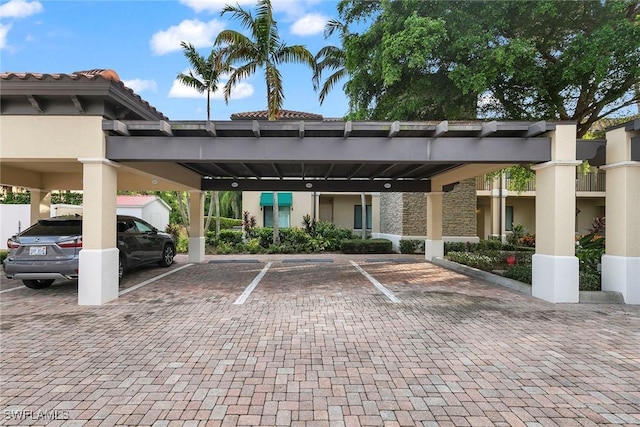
[
  {"left": 230, "top": 109, "right": 323, "bottom": 121},
  {"left": 0, "top": 69, "right": 168, "bottom": 120}
]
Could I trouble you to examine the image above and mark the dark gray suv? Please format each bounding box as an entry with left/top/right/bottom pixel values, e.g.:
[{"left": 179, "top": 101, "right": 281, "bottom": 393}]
[{"left": 4, "top": 215, "right": 175, "bottom": 289}]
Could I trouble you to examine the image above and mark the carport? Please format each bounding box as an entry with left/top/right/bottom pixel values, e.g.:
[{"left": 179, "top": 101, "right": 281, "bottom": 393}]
[{"left": 1, "top": 70, "right": 638, "bottom": 305}]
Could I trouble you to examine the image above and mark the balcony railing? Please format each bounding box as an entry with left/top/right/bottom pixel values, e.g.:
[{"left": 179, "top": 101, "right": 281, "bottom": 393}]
[{"left": 476, "top": 171, "right": 606, "bottom": 193}]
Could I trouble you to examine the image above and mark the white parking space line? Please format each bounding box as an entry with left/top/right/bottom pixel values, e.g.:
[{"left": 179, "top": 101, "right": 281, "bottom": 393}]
[
  {"left": 350, "top": 260, "right": 401, "bottom": 303},
  {"left": 119, "top": 264, "right": 193, "bottom": 296},
  {"left": 234, "top": 262, "right": 272, "bottom": 305},
  {"left": 0, "top": 286, "right": 25, "bottom": 294}
]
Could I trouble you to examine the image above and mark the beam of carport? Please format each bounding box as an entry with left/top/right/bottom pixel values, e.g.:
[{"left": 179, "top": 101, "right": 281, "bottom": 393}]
[
  {"left": 201, "top": 178, "right": 432, "bottom": 192},
  {"left": 106, "top": 136, "right": 551, "bottom": 164}
]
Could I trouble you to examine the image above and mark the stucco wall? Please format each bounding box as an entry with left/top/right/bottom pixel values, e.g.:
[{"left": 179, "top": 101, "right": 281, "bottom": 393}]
[
  {"left": 0, "top": 116, "right": 105, "bottom": 160},
  {"left": 242, "top": 191, "right": 380, "bottom": 232},
  {"left": 507, "top": 197, "right": 536, "bottom": 234},
  {"left": 0, "top": 204, "right": 30, "bottom": 250}
]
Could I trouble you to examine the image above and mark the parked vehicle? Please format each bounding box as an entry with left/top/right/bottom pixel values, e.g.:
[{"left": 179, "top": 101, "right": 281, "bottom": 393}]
[{"left": 3, "top": 215, "right": 175, "bottom": 289}]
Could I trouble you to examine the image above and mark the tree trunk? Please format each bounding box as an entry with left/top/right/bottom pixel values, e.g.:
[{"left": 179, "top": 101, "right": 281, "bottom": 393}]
[
  {"left": 361, "top": 192, "right": 367, "bottom": 239},
  {"left": 272, "top": 191, "right": 280, "bottom": 245},
  {"left": 214, "top": 190, "right": 220, "bottom": 236},
  {"left": 175, "top": 191, "right": 190, "bottom": 235},
  {"left": 203, "top": 191, "right": 216, "bottom": 235}
]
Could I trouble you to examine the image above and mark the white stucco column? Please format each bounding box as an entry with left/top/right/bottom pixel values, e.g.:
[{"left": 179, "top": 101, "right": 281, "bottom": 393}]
[
  {"left": 530, "top": 124, "right": 581, "bottom": 303},
  {"left": 78, "top": 158, "right": 119, "bottom": 305},
  {"left": 601, "top": 127, "right": 640, "bottom": 304},
  {"left": 29, "top": 189, "right": 51, "bottom": 223},
  {"left": 425, "top": 189, "right": 444, "bottom": 261},
  {"left": 490, "top": 173, "right": 507, "bottom": 242},
  {"left": 188, "top": 191, "right": 205, "bottom": 263}
]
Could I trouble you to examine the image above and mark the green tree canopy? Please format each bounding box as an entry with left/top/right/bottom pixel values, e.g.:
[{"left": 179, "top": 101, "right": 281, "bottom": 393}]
[{"left": 338, "top": 0, "right": 640, "bottom": 136}]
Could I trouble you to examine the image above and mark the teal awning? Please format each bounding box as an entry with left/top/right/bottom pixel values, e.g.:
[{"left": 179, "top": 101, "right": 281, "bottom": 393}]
[{"left": 259, "top": 192, "right": 292, "bottom": 207}]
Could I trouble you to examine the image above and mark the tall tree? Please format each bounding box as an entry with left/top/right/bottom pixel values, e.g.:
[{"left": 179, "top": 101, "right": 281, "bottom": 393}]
[
  {"left": 313, "top": 20, "right": 349, "bottom": 106},
  {"left": 216, "top": 0, "right": 315, "bottom": 244},
  {"left": 176, "top": 41, "right": 232, "bottom": 236},
  {"left": 338, "top": 0, "right": 640, "bottom": 135}
]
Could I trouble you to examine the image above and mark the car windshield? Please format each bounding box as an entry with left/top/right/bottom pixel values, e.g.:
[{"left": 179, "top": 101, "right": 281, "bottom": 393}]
[{"left": 20, "top": 219, "right": 82, "bottom": 236}]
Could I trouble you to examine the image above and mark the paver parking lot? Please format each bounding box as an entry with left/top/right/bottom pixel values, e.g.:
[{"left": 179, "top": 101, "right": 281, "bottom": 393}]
[{"left": 1, "top": 254, "right": 639, "bottom": 426}]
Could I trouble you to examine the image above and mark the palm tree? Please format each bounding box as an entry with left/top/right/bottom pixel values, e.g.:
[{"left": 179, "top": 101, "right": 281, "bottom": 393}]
[
  {"left": 313, "top": 19, "right": 349, "bottom": 105},
  {"left": 176, "top": 41, "right": 232, "bottom": 236},
  {"left": 216, "top": 0, "right": 315, "bottom": 244}
]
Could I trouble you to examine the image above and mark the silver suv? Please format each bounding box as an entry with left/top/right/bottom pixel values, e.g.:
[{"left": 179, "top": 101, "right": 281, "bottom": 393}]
[{"left": 4, "top": 215, "right": 175, "bottom": 289}]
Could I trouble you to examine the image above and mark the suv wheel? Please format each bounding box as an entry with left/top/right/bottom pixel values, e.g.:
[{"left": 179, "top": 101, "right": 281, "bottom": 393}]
[
  {"left": 158, "top": 245, "right": 174, "bottom": 267},
  {"left": 23, "top": 279, "right": 54, "bottom": 289}
]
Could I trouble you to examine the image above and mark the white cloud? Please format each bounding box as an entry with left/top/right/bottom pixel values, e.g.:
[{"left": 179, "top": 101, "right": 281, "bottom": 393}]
[
  {"left": 179, "top": 0, "right": 254, "bottom": 14},
  {"left": 180, "top": 0, "right": 325, "bottom": 23},
  {"left": 290, "top": 13, "right": 328, "bottom": 36},
  {"left": 0, "top": 0, "right": 42, "bottom": 19},
  {"left": 0, "top": 24, "right": 11, "bottom": 50},
  {"left": 123, "top": 79, "right": 158, "bottom": 93},
  {"left": 169, "top": 70, "right": 254, "bottom": 100},
  {"left": 150, "top": 18, "right": 224, "bottom": 55}
]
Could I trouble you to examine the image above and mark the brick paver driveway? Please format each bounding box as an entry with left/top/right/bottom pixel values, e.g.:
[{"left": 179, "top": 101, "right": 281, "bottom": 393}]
[{"left": 1, "top": 255, "right": 639, "bottom": 426}]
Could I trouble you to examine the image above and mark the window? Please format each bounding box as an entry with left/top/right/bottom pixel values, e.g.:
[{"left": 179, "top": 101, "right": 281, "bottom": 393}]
[
  {"left": 505, "top": 206, "right": 514, "bottom": 231},
  {"left": 264, "top": 207, "right": 290, "bottom": 228},
  {"left": 354, "top": 205, "right": 372, "bottom": 230}
]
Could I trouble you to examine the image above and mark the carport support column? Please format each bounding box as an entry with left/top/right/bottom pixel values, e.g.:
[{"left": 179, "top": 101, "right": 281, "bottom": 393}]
[
  {"left": 188, "top": 191, "right": 205, "bottom": 263},
  {"left": 425, "top": 189, "right": 444, "bottom": 261},
  {"left": 78, "top": 158, "right": 119, "bottom": 305},
  {"left": 530, "top": 124, "right": 581, "bottom": 303},
  {"left": 29, "top": 189, "right": 51, "bottom": 223},
  {"left": 601, "top": 126, "right": 640, "bottom": 304}
]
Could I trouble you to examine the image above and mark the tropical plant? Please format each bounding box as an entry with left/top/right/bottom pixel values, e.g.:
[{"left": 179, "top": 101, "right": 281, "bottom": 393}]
[
  {"left": 313, "top": 19, "right": 349, "bottom": 105},
  {"left": 215, "top": 0, "right": 315, "bottom": 245},
  {"left": 176, "top": 41, "right": 233, "bottom": 236}
]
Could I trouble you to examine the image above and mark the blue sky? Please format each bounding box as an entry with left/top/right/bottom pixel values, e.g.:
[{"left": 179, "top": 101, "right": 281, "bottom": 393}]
[{"left": 0, "top": 0, "right": 350, "bottom": 120}]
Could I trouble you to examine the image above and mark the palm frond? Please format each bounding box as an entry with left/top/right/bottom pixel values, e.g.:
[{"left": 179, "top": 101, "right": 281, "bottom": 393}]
[
  {"left": 319, "top": 68, "right": 347, "bottom": 105},
  {"left": 265, "top": 63, "right": 284, "bottom": 120}
]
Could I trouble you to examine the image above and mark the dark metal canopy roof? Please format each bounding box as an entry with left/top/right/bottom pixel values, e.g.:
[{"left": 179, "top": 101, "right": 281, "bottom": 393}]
[{"left": 104, "top": 119, "right": 569, "bottom": 192}]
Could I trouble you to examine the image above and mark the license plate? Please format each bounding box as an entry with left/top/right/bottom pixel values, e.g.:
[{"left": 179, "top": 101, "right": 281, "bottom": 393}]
[{"left": 29, "top": 246, "right": 46, "bottom": 256}]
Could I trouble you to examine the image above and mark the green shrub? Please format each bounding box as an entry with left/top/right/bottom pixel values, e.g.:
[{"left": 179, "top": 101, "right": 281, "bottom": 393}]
[
  {"left": 315, "top": 221, "right": 354, "bottom": 251},
  {"left": 165, "top": 224, "right": 188, "bottom": 253},
  {"left": 218, "top": 229, "right": 243, "bottom": 245},
  {"left": 341, "top": 239, "right": 392, "bottom": 254},
  {"left": 0, "top": 250, "right": 8, "bottom": 264},
  {"left": 446, "top": 251, "right": 496, "bottom": 271},
  {"left": 477, "top": 239, "right": 502, "bottom": 251},
  {"left": 580, "top": 271, "right": 601, "bottom": 291},
  {"left": 215, "top": 242, "right": 234, "bottom": 254},
  {"left": 245, "top": 238, "right": 264, "bottom": 254},
  {"left": 207, "top": 217, "right": 242, "bottom": 231},
  {"left": 504, "top": 264, "right": 532, "bottom": 284},
  {"left": 399, "top": 239, "right": 424, "bottom": 254},
  {"left": 444, "top": 242, "right": 473, "bottom": 254}
]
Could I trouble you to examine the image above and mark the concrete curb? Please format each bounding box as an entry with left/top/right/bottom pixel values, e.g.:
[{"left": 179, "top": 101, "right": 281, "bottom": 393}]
[{"left": 431, "top": 257, "right": 624, "bottom": 304}]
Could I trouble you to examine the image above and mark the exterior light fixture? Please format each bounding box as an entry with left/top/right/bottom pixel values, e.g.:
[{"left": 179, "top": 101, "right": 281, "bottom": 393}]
[
  {"left": 383, "top": 183, "right": 392, "bottom": 189},
  {"left": 305, "top": 183, "right": 313, "bottom": 189},
  {"left": 231, "top": 182, "right": 239, "bottom": 188}
]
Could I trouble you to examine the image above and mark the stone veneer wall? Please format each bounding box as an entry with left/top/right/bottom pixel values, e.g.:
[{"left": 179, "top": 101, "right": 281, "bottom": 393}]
[
  {"left": 379, "top": 178, "right": 478, "bottom": 237},
  {"left": 379, "top": 192, "right": 403, "bottom": 235},
  {"left": 402, "top": 193, "right": 427, "bottom": 235},
  {"left": 443, "top": 178, "right": 477, "bottom": 236}
]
